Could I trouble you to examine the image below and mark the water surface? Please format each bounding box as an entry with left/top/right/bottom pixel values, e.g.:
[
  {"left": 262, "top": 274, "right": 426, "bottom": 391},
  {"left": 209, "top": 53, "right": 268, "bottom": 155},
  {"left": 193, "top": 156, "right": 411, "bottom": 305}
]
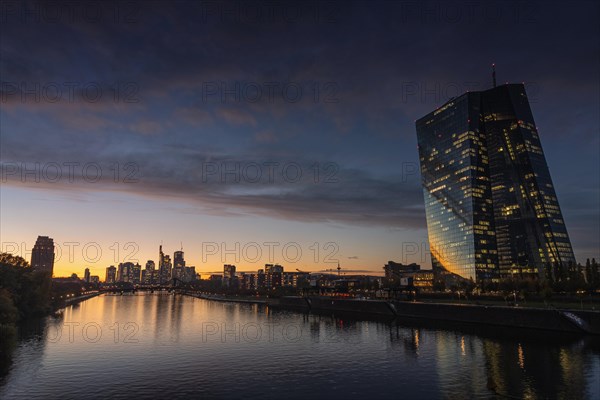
[{"left": 1, "top": 293, "right": 599, "bottom": 399}]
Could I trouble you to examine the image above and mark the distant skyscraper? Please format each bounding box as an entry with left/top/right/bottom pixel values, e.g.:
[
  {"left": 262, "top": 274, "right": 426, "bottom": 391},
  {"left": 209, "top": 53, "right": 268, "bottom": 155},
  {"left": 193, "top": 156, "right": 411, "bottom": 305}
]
[
  {"left": 223, "top": 264, "right": 236, "bottom": 287},
  {"left": 105, "top": 265, "right": 117, "bottom": 283},
  {"left": 173, "top": 249, "right": 185, "bottom": 281},
  {"left": 223, "top": 264, "right": 236, "bottom": 278},
  {"left": 264, "top": 264, "right": 283, "bottom": 288},
  {"left": 158, "top": 245, "right": 172, "bottom": 284},
  {"left": 174, "top": 250, "right": 185, "bottom": 267},
  {"left": 132, "top": 263, "right": 142, "bottom": 284},
  {"left": 416, "top": 82, "right": 575, "bottom": 283},
  {"left": 30, "top": 236, "right": 55, "bottom": 276},
  {"left": 84, "top": 268, "right": 90, "bottom": 283},
  {"left": 144, "top": 260, "right": 156, "bottom": 284},
  {"left": 184, "top": 266, "right": 196, "bottom": 282},
  {"left": 117, "top": 262, "right": 135, "bottom": 282}
]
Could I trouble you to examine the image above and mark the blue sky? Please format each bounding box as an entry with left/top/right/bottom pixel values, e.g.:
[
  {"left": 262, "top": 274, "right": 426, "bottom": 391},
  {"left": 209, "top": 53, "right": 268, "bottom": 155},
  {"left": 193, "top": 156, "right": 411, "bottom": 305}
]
[{"left": 1, "top": 0, "right": 598, "bottom": 277}]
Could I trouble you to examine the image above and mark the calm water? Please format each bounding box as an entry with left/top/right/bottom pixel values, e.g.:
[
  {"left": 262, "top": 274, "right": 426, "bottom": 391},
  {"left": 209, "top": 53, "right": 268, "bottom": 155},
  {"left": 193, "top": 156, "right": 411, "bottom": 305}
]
[{"left": 1, "top": 293, "right": 599, "bottom": 399}]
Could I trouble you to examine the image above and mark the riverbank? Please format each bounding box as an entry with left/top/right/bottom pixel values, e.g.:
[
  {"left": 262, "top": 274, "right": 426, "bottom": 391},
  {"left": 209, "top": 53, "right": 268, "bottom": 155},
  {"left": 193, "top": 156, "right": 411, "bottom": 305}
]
[
  {"left": 192, "top": 294, "right": 600, "bottom": 335},
  {"left": 191, "top": 293, "right": 267, "bottom": 304},
  {"left": 56, "top": 292, "right": 101, "bottom": 310}
]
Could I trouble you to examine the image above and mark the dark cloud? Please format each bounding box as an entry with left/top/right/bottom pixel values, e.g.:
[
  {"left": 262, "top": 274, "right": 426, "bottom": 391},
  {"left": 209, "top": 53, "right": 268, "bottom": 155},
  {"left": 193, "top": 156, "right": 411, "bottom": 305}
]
[
  {"left": 0, "top": 151, "right": 425, "bottom": 228},
  {"left": 1, "top": 0, "right": 598, "bottom": 256}
]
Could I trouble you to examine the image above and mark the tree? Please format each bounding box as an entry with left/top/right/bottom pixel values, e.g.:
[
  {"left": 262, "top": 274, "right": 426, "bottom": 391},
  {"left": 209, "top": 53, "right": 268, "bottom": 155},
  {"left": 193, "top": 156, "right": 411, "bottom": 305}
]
[
  {"left": 0, "top": 289, "right": 18, "bottom": 326},
  {"left": 545, "top": 263, "right": 554, "bottom": 286},
  {"left": 0, "top": 255, "right": 52, "bottom": 321},
  {"left": 591, "top": 258, "right": 600, "bottom": 290},
  {"left": 585, "top": 258, "right": 592, "bottom": 284}
]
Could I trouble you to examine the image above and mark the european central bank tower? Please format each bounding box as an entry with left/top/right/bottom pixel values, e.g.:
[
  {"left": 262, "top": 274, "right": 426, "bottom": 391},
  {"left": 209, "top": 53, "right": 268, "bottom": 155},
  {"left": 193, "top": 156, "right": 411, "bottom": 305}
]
[{"left": 416, "top": 82, "right": 575, "bottom": 284}]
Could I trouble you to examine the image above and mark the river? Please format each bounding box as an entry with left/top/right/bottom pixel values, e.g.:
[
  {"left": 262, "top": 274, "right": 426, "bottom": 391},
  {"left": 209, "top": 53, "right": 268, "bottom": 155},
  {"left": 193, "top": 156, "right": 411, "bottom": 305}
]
[{"left": 1, "top": 293, "right": 599, "bottom": 399}]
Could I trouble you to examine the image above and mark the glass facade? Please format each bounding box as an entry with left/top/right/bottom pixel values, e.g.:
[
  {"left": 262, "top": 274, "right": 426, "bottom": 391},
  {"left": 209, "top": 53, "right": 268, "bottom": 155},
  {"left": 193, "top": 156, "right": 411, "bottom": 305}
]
[
  {"left": 417, "top": 94, "right": 498, "bottom": 282},
  {"left": 481, "top": 84, "right": 575, "bottom": 277},
  {"left": 416, "top": 84, "right": 575, "bottom": 283}
]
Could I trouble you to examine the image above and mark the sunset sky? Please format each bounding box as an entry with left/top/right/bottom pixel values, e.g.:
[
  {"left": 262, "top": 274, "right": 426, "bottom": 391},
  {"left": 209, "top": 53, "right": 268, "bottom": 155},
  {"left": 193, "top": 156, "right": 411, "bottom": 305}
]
[{"left": 1, "top": 0, "right": 598, "bottom": 278}]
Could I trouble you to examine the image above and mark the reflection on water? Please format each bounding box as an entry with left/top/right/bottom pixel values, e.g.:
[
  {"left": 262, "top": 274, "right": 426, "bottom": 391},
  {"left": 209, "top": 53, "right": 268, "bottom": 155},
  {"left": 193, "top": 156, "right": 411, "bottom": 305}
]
[
  {"left": 1, "top": 293, "right": 599, "bottom": 399},
  {"left": 0, "top": 326, "right": 17, "bottom": 377}
]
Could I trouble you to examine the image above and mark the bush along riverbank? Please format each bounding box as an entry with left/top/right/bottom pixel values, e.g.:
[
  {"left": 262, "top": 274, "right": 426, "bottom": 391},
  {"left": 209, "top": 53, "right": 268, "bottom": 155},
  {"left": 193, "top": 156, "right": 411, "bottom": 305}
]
[
  {"left": 0, "top": 253, "right": 106, "bottom": 377},
  {"left": 0, "top": 254, "right": 53, "bottom": 377},
  {"left": 0, "top": 257, "right": 53, "bottom": 327}
]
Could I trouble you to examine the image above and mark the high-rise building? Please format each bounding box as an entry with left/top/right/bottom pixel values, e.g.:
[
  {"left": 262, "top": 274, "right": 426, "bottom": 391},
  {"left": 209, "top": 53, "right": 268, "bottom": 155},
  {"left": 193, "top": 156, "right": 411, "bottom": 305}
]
[
  {"left": 416, "top": 81, "right": 575, "bottom": 284},
  {"left": 223, "top": 264, "right": 236, "bottom": 287},
  {"left": 84, "top": 268, "right": 90, "bottom": 283},
  {"left": 265, "top": 264, "right": 283, "bottom": 288},
  {"left": 144, "top": 260, "right": 156, "bottom": 284},
  {"left": 131, "top": 263, "right": 141, "bottom": 285},
  {"left": 265, "top": 264, "right": 284, "bottom": 274},
  {"left": 256, "top": 269, "right": 266, "bottom": 289},
  {"left": 173, "top": 250, "right": 185, "bottom": 281},
  {"left": 158, "top": 245, "right": 172, "bottom": 284},
  {"left": 223, "top": 264, "right": 236, "bottom": 279},
  {"left": 105, "top": 265, "right": 117, "bottom": 283},
  {"left": 183, "top": 266, "right": 196, "bottom": 282},
  {"left": 117, "top": 262, "right": 136, "bottom": 282},
  {"left": 383, "top": 261, "right": 421, "bottom": 281},
  {"left": 174, "top": 250, "right": 185, "bottom": 267},
  {"left": 30, "top": 236, "right": 55, "bottom": 276}
]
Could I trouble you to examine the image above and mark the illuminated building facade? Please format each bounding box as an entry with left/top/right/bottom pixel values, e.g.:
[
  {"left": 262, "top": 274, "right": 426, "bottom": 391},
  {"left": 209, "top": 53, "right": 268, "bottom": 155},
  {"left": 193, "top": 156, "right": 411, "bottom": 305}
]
[
  {"left": 173, "top": 250, "right": 185, "bottom": 280},
  {"left": 158, "top": 245, "right": 172, "bottom": 284},
  {"left": 265, "top": 264, "right": 283, "bottom": 289},
  {"left": 118, "top": 262, "right": 135, "bottom": 282},
  {"left": 132, "top": 263, "right": 141, "bottom": 284},
  {"left": 223, "top": 264, "right": 236, "bottom": 287},
  {"left": 173, "top": 250, "right": 185, "bottom": 267},
  {"left": 416, "top": 83, "right": 575, "bottom": 283},
  {"left": 144, "top": 260, "right": 156, "bottom": 284},
  {"left": 105, "top": 265, "right": 116, "bottom": 283}
]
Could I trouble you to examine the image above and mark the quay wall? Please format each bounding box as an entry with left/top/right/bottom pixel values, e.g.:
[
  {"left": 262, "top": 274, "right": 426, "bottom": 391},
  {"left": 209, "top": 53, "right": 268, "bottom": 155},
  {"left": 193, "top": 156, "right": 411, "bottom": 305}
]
[{"left": 269, "top": 296, "right": 600, "bottom": 335}]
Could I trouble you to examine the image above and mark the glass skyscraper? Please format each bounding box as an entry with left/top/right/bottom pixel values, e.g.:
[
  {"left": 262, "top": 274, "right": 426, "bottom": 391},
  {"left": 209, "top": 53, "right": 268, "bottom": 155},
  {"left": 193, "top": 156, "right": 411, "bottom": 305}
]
[{"left": 416, "top": 83, "right": 575, "bottom": 283}]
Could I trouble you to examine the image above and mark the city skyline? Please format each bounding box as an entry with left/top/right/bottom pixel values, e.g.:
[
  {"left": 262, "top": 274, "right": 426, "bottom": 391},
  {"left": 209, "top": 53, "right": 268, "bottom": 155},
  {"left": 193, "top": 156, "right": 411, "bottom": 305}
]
[
  {"left": 1, "top": 1, "right": 598, "bottom": 278},
  {"left": 5, "top": 71, "right": 595, "bottom": 278},
  {"left": 1, "top": 2, "right": 599, "bottom": 399}
]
